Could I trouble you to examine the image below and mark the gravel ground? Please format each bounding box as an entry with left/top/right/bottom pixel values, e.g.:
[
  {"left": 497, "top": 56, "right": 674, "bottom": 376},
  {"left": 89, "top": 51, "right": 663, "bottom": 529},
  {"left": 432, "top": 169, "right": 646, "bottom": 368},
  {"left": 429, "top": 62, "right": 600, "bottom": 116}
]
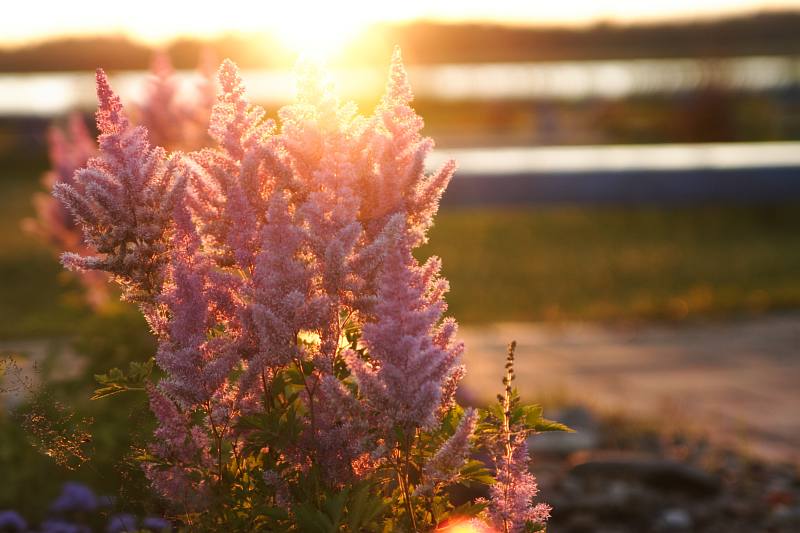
[{"left": 460, "top": 313, "right": 800, "bottom": 463}]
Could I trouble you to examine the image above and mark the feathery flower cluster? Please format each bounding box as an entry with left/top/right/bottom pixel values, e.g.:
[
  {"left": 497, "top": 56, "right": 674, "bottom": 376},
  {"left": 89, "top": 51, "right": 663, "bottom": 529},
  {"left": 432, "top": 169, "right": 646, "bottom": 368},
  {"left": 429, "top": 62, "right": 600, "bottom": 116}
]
[
  {"left": 28, "top": 53, "right": 215, "bottom": 309},
  {"left": 418, "top": 408, "right": 478, "bottom": 494},
  {"left": 25, "top": 113, "right": 109, "bottom": 308},
  {"left": 54, "top": 68, "right": 186, "bottom": 303},
  {"left": 54, "top": 48, "right": 555, "bottom": 530},
  {"left": 135, "top": 51, "right": 217, "bottom": 151},
  {"left": 57, "top": 47, "right": 459, "bottom": 494},
  {"left": 484, "top": 343, "right": 551, "bottom": 533}
]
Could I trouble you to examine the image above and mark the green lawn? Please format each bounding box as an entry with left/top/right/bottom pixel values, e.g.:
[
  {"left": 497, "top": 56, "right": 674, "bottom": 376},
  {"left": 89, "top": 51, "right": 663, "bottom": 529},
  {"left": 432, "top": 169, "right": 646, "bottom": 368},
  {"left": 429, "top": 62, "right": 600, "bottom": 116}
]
[
  {"left": 2, "top": 156, "right": 800, "bottom": 338},
  {"left": 0, "top": 158, "right": 93, "bottom": 339},
  {"left": 421, "top": 205, "right": 800, "bottom": 323}
]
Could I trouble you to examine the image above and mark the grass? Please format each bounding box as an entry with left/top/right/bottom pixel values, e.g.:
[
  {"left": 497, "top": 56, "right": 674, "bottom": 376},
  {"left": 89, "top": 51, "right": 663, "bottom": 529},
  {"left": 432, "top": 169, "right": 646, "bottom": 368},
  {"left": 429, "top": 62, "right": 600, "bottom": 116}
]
[
  {"left": 2, "top": 153, "right": 800, "bottom": 338},
  {"left": 0, "top": 157, "right": 92, "bottom": 339},
  {"left": 420, "top": 205, "right": 800, "bottom": 324}
]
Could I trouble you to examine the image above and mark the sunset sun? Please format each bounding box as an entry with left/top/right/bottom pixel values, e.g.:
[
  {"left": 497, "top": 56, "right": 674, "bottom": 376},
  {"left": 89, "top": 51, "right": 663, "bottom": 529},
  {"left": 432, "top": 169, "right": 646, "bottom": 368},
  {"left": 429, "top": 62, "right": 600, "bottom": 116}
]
[{"left": 266, "top": 5, "right": 372, "bottom": 60}]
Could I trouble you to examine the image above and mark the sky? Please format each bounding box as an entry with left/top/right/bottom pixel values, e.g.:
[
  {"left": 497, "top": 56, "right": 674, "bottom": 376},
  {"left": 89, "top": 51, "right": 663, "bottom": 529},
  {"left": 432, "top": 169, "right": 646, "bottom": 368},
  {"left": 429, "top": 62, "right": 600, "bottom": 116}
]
[{"left": 2, "top": 0, "right": 798, "bottom": 53}]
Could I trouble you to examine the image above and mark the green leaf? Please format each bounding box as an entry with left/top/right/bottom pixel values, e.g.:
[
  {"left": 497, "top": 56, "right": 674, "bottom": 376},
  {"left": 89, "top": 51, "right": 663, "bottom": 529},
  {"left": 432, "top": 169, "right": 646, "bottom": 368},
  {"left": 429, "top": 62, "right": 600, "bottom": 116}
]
[
  {"left": 92, "top": 358, "right": 154, "bottom": 400},
  {"left": 90, "top": 383, "right": 128, "bottom": 400},
  {"left": 532, "top": 417, "right": 573, "bottom": 433},
  {"left": 260, "top": 506, "right": 290, "bottom": 521},
  {"left": 459, "top": 460, "right": 495, "bottom": 486},
  {"left": 450, "top": 499, "right": 490, "bottom": 518},
  {"left": 521, "top": 404, "right": 573, "bottom": 433},
  {"left": 347, "top": 483, "right": 388, "bottom": 531},
  {"left": 522, "top": 405, "right": 543, "bottom": 425},
  {"left": 322, "top": 489, "right": 347, "bottom": 529},
  {"left": 293, "top": 502, "right": 335, "bottom": 533}
]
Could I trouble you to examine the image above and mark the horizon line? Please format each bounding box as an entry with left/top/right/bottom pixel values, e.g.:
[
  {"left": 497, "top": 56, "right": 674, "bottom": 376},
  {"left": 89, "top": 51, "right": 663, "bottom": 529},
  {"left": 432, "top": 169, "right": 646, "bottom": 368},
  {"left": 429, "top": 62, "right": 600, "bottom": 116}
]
[{"left": 1, "top": 6, "right": 798, "bottom": 50}]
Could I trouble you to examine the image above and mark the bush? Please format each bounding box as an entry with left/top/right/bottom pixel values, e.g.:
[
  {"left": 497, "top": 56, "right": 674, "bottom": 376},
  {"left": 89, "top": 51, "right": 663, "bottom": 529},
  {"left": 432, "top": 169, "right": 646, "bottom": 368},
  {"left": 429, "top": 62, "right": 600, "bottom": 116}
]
[{"left": 47, "top": 49, "right": 565, "bottom": 532}]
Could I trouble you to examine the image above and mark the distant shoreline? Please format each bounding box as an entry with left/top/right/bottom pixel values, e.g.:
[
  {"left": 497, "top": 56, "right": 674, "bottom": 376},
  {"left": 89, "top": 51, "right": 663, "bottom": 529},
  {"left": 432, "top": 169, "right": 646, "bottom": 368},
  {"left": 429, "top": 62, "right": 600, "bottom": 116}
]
[{"left": 1, "top": 10, "right": 799, "bottom": 72}]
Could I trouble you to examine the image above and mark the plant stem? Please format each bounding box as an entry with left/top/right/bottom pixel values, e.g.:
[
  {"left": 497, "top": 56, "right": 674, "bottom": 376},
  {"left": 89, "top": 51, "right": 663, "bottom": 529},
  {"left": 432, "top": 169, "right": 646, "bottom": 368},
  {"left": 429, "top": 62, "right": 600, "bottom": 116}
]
[{"left": 401, "top": 429, "right": 419, "bottom": 533}]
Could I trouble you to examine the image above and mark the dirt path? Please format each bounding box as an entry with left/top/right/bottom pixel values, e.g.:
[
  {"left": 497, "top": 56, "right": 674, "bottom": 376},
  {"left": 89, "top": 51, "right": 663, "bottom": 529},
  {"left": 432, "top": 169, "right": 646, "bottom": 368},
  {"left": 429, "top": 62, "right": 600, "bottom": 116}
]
[
  {"left": 459, "top": 314, "right": 800, "bottom": 463},
  {"left": 3, "top": 315, "right": 798, "bottom": 462}
]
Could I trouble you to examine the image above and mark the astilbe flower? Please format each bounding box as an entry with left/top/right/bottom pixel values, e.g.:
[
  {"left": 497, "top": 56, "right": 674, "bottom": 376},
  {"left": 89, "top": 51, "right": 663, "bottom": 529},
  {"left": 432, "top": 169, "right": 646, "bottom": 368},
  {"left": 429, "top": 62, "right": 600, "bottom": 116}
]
[
  {"left": 417, "top": 408, "right": 478, "bottom": 494},
  {"left": 30, "top": 114, "right": 96, "bottom": 253},
  {"left": 488, "top": 444, "right": 550, "bottom": 533},
  {"left": 31, "top": 54, "right": 215, "bottom": 309},
  {"left": 150, "top": 202, "right": 240, "bottom": 408},
  {"left": 24, "top": 113, "right": 110, "bottom": 308},
  {"left": 484, "top": 343, "right": 551, "bottom": 533},
  {"left": 135, "top": 52, "right": 185, "bottom": 151},
  {"left": 358, "top": 49, "right": 457, "bottom": 248},
  {"left": 344, "top": 219, "right": 464, "bottom": 431},
  {"left": 135, "top": 51, "right": 216, "bottom": 151},
  {"left": 307, "top": 374, "right": 374, "bottom": 484},
  {"left": 278, "top": 61, "right": 366, "bottom": 362},
  {"left": 56, "top": 48, "right": 469, "bottom": 508},
  {"left": 54, "top": 69, "right": 186, "bottom": 304},
  {"left": 143, "top": 384, "right": 214, "bottom": 505}
]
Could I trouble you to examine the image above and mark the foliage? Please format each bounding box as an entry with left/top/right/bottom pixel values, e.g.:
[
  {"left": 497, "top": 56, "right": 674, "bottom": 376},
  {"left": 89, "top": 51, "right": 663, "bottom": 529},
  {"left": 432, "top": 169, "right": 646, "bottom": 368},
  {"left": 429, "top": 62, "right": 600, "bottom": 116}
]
[{"left": 50, "top": 49, "right": 565, "bottom": 531}]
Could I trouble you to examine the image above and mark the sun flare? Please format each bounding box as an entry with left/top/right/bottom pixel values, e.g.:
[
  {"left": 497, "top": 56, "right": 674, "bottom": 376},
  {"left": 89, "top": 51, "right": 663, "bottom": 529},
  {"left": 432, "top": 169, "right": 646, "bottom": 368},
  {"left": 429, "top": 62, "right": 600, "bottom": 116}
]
[{"left": 263, "top": 4, "right": 377, "bottom": 61}]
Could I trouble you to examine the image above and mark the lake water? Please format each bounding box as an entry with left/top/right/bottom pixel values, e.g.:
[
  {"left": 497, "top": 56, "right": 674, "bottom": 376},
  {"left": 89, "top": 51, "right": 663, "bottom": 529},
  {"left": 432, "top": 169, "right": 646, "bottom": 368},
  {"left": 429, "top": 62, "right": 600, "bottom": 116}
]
[
  {"left": 431, "top": 142, "right": 800, "bottom": 205},
  {"left": 428, "top": 141, "right": 800, "bottom": 175},
  {"left": 1, "top": 55, "right": 799, "bottom": 116}
]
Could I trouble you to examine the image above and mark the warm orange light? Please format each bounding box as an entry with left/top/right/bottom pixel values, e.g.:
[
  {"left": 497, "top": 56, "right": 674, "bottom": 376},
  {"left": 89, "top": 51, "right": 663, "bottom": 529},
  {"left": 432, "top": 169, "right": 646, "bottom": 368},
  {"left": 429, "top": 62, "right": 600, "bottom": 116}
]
[
  {"left": 268, "top": 10, "right": 363, "bottom": 60},
  {"left": 437, "top": 518, "right": 495, "bottom": 533},
  {"left": 255, "top": 3, "right": 387, "bottom": 61}
]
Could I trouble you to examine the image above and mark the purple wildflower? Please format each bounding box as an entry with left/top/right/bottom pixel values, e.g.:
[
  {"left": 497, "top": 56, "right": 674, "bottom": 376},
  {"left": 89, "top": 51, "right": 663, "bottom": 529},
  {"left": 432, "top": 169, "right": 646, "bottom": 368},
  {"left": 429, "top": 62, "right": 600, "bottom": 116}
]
[
  {"left": 40, "top": 520, "right": 91, "bottom": 533},
  {"left": 106, "top": 514, "right": 137, "bottom": 533},
  {"left": 50, "top": 482, "right": 98, "bottom": 513},
  {"left": 0, "top": 510, "right": 27, "bottom": 532},
  {"left": 141, "top": 517, "right": 170, "bottom": 531}
]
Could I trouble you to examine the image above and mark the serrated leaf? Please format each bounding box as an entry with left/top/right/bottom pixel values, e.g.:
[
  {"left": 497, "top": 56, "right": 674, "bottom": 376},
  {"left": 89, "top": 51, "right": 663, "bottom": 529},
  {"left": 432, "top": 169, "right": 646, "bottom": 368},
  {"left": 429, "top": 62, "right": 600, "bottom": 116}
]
[
  {"left": 522, "top": 405, "right": 543, "bottom": 425},
  {"left": 347, "top": 483, "right": 388, "bottom": 531},
  {"left": 91, "top": 383, "right": 127, "bottom": 400},
  {"left": 460, "top": 460, "right": 495, "bottom": 486},
  {"left": 450, "top": 499, "right": 490, "bottom": 518},
  {"left": 532, "top": 417, "right": 573, "bottom": 433},
  {"left": 261, "top": 506, "right": 289, "bottom": 520},
  {"left": 322, "top": 489, "right": 347, "bottom": 528},
  {"left": 294, "top": 502, "right": 335, "bottom": 533}
]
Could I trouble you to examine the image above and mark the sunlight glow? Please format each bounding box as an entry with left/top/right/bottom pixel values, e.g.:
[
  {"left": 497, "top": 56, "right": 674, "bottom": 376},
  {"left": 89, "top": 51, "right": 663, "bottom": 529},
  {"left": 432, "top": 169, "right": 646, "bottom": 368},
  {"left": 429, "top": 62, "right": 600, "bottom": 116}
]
[
  {"left": 1, "top": 1, "right": 799, "bottom": 48},
  {"left": 436, "top": 518, "right": 495, "bottom": 533},
  {"left": 264, "top": 4, "right": 373, "bottom": 60}
]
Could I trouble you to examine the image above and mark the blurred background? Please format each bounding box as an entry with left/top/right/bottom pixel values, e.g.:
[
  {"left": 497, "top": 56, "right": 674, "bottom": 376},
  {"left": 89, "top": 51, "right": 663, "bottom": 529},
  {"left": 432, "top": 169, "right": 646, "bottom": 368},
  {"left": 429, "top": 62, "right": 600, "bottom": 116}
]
[{"left": 1, "top": 1, "right": 799, "bottom": 531}]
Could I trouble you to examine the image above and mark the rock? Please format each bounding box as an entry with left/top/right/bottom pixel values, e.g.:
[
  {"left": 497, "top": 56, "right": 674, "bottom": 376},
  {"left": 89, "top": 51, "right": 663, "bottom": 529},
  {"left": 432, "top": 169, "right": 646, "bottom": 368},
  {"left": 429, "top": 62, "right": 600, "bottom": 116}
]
[
  {"left": 551, "top": 479, "right": 655, "bottom": 524},
  {"left": 654, "top": 508, "right": 692, "bottom": 532},
  {"left": 560, "top": 512, "right": 595, "bottom": 533},
  {"left": 768, "top": 505, "right": 800, "bottom": 531},
  {"left": 529, "top": 405, "right": 600, "bottom": 454},
  {"left": 569, "top": 452, "right": 721, "bottom": 496}
]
